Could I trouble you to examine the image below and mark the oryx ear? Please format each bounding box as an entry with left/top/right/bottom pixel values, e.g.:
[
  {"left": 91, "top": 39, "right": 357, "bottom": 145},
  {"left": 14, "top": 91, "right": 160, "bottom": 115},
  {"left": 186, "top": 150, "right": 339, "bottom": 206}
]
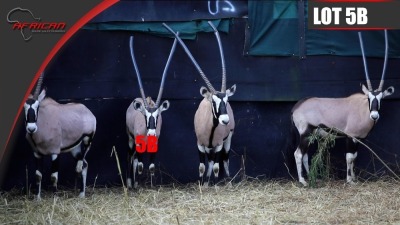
[
  {"left": 38, "top": 88, "right": 47, "bottom": 102},
  {"left": 200, "top": 86, "right": 211, "bottom": 98},
  {"left": 383, "top": 86, "right": 395, "bottom": 98},
  {"left": 133, "top": 100, "right": 145, "bottom": 113},
  {"left": 226, "top": 84, "right": 236, "bottom": 97},
  {"left": 159, "top": 100, "right": 170, "bottom": 112},
  {"left": 361, "top": 84, "right": 369, "bottom": 95}
]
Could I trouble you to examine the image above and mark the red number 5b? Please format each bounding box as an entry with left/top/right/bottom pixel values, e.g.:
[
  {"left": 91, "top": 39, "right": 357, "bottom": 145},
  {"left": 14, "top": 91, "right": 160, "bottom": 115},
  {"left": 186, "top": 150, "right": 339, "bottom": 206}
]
[{"left": 135, "top": 135, "right": 158, "bottom": 153}]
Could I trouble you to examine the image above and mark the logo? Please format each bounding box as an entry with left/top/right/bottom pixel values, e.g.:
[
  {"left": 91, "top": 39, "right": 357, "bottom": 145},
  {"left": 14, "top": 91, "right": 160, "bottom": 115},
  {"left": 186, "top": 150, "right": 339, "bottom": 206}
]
[{"left": 7, "top": 7, "right": 66, "bottom": 41}]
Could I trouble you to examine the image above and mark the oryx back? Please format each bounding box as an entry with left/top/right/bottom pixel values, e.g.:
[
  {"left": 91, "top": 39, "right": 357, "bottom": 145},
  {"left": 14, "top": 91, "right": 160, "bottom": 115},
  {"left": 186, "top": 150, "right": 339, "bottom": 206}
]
[{"left": 292, "top": 93, "right": 373, "bottom": 139}]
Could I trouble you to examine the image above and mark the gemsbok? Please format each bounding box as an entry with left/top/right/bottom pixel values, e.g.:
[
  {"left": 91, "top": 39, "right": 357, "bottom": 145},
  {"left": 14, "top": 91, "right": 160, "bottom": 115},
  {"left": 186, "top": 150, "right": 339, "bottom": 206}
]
[
  {"left": 163, "top": 21, "right": 236, "bottom": 185},
  {"left": 290, "top": 30, "right": 394, "bottom": 186},
  {"left": 24, "top": 72, "right": 96, "bottom": 199},
  {"left": 126, "top": 35, "right": 177, "bottom": 188}
]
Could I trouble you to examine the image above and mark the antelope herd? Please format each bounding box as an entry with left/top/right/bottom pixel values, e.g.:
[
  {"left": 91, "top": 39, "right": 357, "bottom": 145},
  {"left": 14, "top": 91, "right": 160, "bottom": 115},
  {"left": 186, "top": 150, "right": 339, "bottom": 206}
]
[{"left": 22, "top": 24, "right": 395, "bottom": 198}]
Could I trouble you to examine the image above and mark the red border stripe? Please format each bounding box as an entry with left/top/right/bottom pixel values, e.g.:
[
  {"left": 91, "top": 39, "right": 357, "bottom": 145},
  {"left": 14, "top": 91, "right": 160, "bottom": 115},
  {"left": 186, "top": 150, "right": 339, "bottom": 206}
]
[{"left": 3, "top": 0, "right": 119, "bottom": 152}]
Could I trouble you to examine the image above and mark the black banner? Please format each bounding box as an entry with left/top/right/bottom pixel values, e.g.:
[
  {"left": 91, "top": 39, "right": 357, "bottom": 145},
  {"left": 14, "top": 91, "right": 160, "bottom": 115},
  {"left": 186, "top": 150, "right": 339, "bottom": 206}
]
[{"left": 309, "top": 1, "right": 400, "bottom": 29}]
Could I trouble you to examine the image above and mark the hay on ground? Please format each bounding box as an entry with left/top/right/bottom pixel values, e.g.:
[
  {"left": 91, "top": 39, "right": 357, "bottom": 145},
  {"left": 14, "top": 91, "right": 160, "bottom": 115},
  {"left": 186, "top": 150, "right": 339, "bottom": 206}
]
[{"left": 1, "top": 178, "right": 400, "bottom": 224}]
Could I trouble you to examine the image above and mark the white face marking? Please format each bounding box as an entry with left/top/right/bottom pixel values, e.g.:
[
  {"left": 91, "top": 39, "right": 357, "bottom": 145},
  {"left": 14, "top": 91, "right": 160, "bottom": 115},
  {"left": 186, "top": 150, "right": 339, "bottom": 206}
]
[
  {"left": 370, "top": 111, "right": 379, "bottom": 121},
  {"left": 368, "top": 91, "right": 383, "bottom": 120},
  {"left": 219, "top": 114, "right": 229, "bottom": 125},
  {"left": 25, "top": 100, "right": 40, "bottom": 133},
  {"left": 212, "top": 95, "right": 222, "bottom": 113},
  {"left": 26, "top": 123, "right": 38, "bottom": 133},
  {"left": 24, "top": 103, "right": 29, "bottom": 117},
  {"left": 145, "top": 109, "right": 159, "bottom": 136},
  {"left": 223, "top": 95, "right": 228, "bottom": 104},
  {"left": 145, "top": 110, "right": 151, "bottom": 126},
  {"left": 376, "top": 92, "right": 383, "bottom": 109},
  {"left": 368, "top": 92, "right": 375, "bottom": 110}
]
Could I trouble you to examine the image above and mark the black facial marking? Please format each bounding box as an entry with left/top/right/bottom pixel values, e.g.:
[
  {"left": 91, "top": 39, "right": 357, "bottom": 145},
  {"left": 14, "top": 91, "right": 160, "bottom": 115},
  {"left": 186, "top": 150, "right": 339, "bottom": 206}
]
[
  {"left": 148, "top": 115, "right": 156, "bottom": 130},
  {"left": 26, "top": 99, "right": 36, "bottom": 104},
  {"left": 212, "top": 93, "right": 228, "bottom": 118},
  {"left": 27, "top": 108, "right": 37, "bottom": 123},
  {"left": 370, "top": 98, "right": 379, "bottom": 111}
]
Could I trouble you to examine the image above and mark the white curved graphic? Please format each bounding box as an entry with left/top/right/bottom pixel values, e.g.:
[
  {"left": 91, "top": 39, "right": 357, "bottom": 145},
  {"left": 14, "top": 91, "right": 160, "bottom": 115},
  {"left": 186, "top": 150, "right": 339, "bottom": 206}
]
[
  {"left": 208, "top": 0, "right": 236, "bottom": 15},
  {"left": 7, "top": 7, "right": 41, "bottom": 41}
]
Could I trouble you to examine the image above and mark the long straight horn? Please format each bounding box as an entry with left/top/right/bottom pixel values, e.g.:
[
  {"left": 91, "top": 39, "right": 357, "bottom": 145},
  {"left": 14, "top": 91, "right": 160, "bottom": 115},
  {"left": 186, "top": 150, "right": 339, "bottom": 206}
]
[
  {"left": 358, "top": 32, "right": 373, "bottom": 91},
  {"left": 155, "top": 33, "right": 179, "bottom": 108},
  {"left": 162, "top": 23, "right": 216, "bottom": 93},
  {"left": 129, "top": 36, "right": 149, "bottom": 109},
  {"left": 208, "top": 21, "right": 226, "bottom": 92},
  {"left": 378, "top": 29, "right": 388, "bottom": 91},
  {"left": 33, "top": 72, "right": 44, "bottom": 98}
]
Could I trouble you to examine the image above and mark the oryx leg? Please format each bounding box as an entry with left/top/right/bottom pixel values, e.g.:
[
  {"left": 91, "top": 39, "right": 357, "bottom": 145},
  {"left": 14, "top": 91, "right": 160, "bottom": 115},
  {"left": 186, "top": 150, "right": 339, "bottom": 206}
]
[
  {"left": 302, "top": 153, "right": 309, "bottom": 175},
  {"left": 72, "top": 136, "right": 91, "bottom": 198},
  {"left": 133, "top": 152, "right": 139, "bottom": 188},
  {"left": 137, "top": 153, "right": 144, "bottom": 175},
  {"left": 50, "top": 154, "right": 59, "bottom": 193},
  {"left": 293, "top": 121, "right": 311, "bottom": 186},
  {"left": 294, "top": 135, "right": 310, "bottom": 186},
  {"left": 197, "top": 144, "right": 208, "bottom": 186},
  {"left": 294, "top": 148, "right": 307, "bottom": 186},
  {"left": 127, "top": 135, "right": 134, "bottom": 189},
  {"left": 213, "top": 145, "right": 223, "bottom": 179},
  {"left": 206, "top": 152, "right": 215, "bottom": 186},
  {"left": 346, "top": 138, "right": 358, "bottom": 184},
  {"left": 222, "top": 130, "right": 233, "bottom": 178},
  {"left": 34, "top": 152, "right": 43, "bottom": 200},
  {"left": 149, "top": 153, "right": 156, "bottom": 188}
]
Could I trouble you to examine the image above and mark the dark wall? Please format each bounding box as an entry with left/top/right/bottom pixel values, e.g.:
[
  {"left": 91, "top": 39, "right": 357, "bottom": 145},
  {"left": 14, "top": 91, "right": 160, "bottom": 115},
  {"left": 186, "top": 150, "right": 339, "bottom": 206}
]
[{"left": 3, "top": 19, "right": 400, "bottom": 190}]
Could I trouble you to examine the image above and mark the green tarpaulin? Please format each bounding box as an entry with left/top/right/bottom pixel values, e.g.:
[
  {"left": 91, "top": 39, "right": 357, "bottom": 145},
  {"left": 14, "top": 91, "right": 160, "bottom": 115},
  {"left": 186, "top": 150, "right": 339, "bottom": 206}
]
[
  {"left": 247, "top": 0, "right": 400, "bottom": 57},
  {"left": 84, "top": 19, "right": 230, "bottom": 40}
]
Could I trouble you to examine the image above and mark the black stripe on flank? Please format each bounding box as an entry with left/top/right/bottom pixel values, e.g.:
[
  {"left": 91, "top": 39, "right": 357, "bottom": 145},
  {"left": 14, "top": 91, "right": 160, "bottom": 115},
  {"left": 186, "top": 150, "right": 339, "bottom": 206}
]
[
  {"left": 61, "top": 133, "right": 92, "bottom": 151},
  {"left": 207, "top": 117, "right": 219, "bottom": 148},
  {"left": 222, "top": 129, "right": 233, "bottom": 142}
]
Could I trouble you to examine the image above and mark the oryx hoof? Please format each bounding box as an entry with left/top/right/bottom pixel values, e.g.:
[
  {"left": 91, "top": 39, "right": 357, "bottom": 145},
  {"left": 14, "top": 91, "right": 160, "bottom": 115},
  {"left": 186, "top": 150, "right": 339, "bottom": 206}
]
[
  {"left": 35, "top": 195, "right": 42, "bottom": 201},
  {"left": 346, "top": 180, "right": 357, "bottom": 185},
  {"left": 213, "top": 163, "right": 220, "bottom": 177},
  {"left": 299, "top": 178, "right": 308, "bottom": 187},
  {"left": 138, "top": 162, "right": 143, "bottom": 175},
  {"left": 78, "top": 192, "right": 85, "bottom": 198},
  {"left": 127, "top": 178, "right": 132, "bottom": 189}
]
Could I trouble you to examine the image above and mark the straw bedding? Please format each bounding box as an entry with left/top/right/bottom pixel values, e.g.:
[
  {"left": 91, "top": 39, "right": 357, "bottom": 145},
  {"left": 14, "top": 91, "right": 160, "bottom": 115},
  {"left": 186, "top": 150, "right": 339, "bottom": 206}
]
[{"left": 1, "top": 178, "right": 400, "bottom": 224}]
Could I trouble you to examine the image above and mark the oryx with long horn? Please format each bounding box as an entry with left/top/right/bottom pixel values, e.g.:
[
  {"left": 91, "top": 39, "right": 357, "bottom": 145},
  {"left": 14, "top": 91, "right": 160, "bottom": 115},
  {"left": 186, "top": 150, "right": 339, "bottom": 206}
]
[
  {"left": 24, "top": 72, "right": 97, "bottom": 199},
  {"left": 126, "top": 35, "right": 177, "bottom": 188},
  {"left": 163, "top": 21, "right": 236, "bottom": 185},
  {"left": 290, "top": 30, "right": 394, "bottom": 186}
]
